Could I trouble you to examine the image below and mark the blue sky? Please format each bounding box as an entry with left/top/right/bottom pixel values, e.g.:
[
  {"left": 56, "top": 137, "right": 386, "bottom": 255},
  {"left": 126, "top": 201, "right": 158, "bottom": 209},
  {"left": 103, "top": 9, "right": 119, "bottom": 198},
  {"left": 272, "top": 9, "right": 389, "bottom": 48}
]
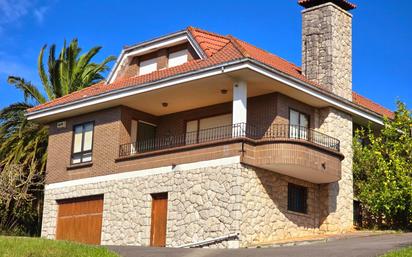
[{"left": 0, "top": 0, "right": 411, "bottom": 111}]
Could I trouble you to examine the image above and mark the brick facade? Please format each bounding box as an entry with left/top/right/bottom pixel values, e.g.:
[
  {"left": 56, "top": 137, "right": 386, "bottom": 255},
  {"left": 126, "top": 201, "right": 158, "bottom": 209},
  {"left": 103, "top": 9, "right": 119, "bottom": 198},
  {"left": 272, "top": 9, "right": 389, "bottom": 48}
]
[
  {"left": 46, "top": 93, "right": 319, "bottom": 184},
  {"left": 46, "top": 107, "right": 122, "bottom": 184}
]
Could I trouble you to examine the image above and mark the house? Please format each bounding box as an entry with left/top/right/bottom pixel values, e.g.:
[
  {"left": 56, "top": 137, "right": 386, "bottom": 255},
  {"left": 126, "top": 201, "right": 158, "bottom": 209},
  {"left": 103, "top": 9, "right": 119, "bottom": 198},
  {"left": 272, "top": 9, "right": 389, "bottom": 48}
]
[{"left": 27, "top": 0, "right": 393, "bottom": 248}]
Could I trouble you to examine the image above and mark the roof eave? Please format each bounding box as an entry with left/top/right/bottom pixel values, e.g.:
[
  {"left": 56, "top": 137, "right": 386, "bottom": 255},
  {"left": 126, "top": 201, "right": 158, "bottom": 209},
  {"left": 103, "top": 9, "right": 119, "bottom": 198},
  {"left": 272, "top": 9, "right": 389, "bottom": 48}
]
[
  {"left": 27, "top": 58, "right": 385, "bottom": 126},
  {"left": 26, "top": 58, "right": 251, "bottom": 121},
  {"left": 245, "top": 59, "right": 385, "bottom": 124}
]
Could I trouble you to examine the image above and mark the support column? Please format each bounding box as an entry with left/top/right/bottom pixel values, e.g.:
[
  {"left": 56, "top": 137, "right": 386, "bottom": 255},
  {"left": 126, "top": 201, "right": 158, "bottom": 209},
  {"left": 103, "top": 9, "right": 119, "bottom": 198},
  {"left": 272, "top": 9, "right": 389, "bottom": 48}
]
[{"left": 232, "top": 81, "right": 247, "bottom": 137}]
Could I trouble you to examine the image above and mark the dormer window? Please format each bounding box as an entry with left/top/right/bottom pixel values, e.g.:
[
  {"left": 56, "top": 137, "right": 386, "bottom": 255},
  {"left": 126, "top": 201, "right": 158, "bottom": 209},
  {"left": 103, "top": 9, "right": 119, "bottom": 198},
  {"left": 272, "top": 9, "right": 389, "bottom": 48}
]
[
  {"left": 108, "top": 31, "right": 204, "bottom": 83},
  {"left": 168, "top": 49, "right": 188, "bottom": 68},
  {"left": 139, "top": 57, "right": 157, "bottom": 75}
]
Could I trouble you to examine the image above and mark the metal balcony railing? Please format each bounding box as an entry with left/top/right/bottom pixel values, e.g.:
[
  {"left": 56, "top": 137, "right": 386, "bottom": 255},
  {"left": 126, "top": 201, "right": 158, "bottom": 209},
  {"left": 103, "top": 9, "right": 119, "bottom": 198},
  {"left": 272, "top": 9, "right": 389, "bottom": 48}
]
[{"left": 119, "top": 123, "right": 340, "bottom": 157}]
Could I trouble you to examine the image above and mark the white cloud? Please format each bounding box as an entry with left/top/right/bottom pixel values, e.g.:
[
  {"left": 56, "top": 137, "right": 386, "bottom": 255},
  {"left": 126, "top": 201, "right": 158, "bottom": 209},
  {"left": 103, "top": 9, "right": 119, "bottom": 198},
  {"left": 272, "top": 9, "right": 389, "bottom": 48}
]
[
  {"left": 33, "top": 6, "right": 49, "bottom": 24},
  {"left": 0, "top": 56, "right": 39, "bottom": 88},
  {"left": 0, "top": 60, "right": 34, "bottom": 77},
  {"left": 0, "top": 0, "right": 31, "bottom": 26},
  {"left": 0, "top": 0, "right": 53, "bottom": 32}
]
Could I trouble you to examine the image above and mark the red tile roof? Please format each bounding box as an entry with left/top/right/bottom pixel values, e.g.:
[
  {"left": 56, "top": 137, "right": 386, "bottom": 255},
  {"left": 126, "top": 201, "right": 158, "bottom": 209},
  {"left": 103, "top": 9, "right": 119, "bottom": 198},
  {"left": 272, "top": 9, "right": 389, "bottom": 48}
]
[
  {"left": 298, "top": 0, "right": 357, "bottom": 11},
  {"left": 189, "top": 27, "right": 230, "bottom": 57},
  {"left": 352, "top": 92, "right": 394, "bottom": 119},
  {"left": 28, "top": 27, "right": 393, "bottom": 119}
]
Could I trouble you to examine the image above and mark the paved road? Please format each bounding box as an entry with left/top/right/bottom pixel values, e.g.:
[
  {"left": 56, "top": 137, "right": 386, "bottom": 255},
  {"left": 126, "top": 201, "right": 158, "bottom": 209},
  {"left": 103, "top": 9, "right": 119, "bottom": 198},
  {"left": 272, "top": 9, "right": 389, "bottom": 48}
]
[{"left": 108, "top": 233, "right": 412, "bottom": 257}]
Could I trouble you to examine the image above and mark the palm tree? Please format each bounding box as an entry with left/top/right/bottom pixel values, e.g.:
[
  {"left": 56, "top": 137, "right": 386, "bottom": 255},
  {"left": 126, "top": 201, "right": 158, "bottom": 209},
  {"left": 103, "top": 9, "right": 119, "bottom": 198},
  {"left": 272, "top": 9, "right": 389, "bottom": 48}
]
[{"left": 0, "top": 39, "right": 115, "bottom": 235}]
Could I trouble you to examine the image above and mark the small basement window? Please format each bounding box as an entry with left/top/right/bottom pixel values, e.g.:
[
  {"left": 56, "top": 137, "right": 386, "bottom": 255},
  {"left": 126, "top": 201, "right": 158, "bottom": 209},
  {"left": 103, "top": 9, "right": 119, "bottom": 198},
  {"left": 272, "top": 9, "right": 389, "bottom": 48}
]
[
  {"left": 168, "top": 49, "right": 188, "bottom": 68},
  {"left": 288, "top": 183, "right": 308, "bottom": 214},
  {"left": 139, "top": 57, "right": 157, "bottom": 75}
]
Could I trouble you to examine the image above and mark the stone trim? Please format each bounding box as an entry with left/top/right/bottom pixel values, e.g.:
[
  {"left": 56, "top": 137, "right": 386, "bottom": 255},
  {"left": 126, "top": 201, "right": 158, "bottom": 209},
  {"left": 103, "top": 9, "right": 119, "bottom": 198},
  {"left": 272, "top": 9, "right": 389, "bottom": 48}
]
[{"left": 301, "top": 2, "right": 353, "bottom": 18}]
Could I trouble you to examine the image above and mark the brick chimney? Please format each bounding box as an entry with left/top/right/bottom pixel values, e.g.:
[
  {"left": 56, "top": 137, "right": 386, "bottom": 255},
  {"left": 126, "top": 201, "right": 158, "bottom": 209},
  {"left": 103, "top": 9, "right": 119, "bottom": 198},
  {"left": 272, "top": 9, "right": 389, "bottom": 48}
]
[{"left": 299, "top": 0, "right": 356, "bottom": 100}]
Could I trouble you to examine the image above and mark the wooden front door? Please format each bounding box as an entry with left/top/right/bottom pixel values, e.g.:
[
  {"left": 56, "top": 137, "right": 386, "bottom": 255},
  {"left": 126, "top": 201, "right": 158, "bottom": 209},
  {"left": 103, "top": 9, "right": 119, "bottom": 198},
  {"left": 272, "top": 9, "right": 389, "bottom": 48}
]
[
  {"left": 56, "top": 195, "right": 103, "bottom": 245},
  {"left": 150, "top": 193, "right": 168, "bottom": 247}
]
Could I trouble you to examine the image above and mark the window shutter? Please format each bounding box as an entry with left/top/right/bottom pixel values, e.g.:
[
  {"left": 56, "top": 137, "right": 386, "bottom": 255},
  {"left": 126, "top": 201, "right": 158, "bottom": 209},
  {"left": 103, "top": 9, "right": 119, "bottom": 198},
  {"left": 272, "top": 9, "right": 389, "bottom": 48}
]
[
  {"left": 73, "top": 125, "right": 83, "bottom": 153},
  {"left": 83, "top": 123, "right": 93, "bottom": 151},
  {"left": 168, "top": 50, "right": 188, "bottom": 68},
  {"left": 139, "top": 58, "right": 157, "bottom": 75},
  {"left": 185, "top": 120, "right": 198, "bottom": 144}
]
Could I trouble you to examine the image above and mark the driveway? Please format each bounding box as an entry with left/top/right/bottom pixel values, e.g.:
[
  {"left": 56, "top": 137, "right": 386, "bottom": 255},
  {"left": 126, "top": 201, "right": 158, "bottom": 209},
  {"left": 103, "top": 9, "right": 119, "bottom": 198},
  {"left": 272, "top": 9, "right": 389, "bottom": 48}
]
[{"left": 108, "top": 233, "right": 412, "bottom": 257}]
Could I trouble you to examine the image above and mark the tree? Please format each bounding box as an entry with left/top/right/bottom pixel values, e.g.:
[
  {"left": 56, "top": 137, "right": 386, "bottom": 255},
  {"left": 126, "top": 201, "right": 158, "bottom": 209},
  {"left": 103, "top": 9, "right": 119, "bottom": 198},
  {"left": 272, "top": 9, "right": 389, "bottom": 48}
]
[
  {"left": 0, "top": 39, "right": 115, "bottom": 235},
  {"left": 353, "top": 101, "right": 412, "bottom": 230}
]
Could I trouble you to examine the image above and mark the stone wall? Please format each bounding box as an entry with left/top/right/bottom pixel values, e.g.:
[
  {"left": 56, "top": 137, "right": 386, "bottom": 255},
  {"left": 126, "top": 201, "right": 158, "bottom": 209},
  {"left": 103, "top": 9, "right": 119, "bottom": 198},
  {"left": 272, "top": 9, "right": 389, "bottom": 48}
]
[
  {"left": 318, "top": 107, "right": 354, "bottom": 231},
  {"left": 43, "top": 161, "right": 336, "bottom": 248},
  {"left": 240, "top": 165, "right": 325, "bottom": 246},
  {"left": 42, "top": 162, "right": 243, "bottom": 248}
]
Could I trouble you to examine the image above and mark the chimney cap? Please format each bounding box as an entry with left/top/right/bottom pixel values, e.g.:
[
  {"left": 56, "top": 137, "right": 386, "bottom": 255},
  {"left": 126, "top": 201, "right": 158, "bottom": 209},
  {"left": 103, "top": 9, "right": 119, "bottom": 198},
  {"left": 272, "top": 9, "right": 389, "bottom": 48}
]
[{"left": 298, "top": 0, "right": 356, "bottom": 11}]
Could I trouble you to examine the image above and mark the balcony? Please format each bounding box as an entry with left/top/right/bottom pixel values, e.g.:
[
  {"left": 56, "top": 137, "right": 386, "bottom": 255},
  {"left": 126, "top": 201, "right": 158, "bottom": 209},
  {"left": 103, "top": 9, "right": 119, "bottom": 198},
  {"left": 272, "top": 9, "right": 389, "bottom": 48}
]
[
  {"left": 118, "top": 123, "right": 343, "bottom": 184},
  {"left": 119, "top": 123, "right": 340, "bottom": 156}
]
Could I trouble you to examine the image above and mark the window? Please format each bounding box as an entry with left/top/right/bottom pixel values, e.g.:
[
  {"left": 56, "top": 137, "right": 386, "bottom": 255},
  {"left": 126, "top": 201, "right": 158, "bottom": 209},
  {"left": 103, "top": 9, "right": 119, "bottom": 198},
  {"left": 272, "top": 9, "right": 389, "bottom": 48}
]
[
  {"left": 168, "top": 49, "right": 188, "bottom": 68},
  {"left": 131, "top": 120, "right": 157, "bottom": 153},
  {"left": 288, "top": 183, "right": 308, "bottom": 214},
  {"left": 72, "top": 122, "right": 94, "bottom": 164},
  {"left": 139, "top": 58, "right": 157, "bottom": 75},
  {"left": 289, "top": 109, "right": 309, "bottom": 139},
  {"left": 137, "top": 121, "right": 157, "bottom": 152},
  {"left": 185, "top": 114, "right": 232, "bottom": 144}
]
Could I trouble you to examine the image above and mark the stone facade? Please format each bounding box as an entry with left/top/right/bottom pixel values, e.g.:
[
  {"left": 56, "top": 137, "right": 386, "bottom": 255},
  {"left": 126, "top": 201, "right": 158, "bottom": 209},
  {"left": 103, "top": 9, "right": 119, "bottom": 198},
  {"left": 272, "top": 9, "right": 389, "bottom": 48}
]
[
  {"left": 240, "top": 165, "right": 325, "bottom": 246},
  {"left": 42, "top": 162, "right": 243, "bottom": 248},
  {"left": 302, "top": 2, "right": 353, "bottom": 100},
  {"left": 318, "top": 107, "right": 354, "bottom": 231},
  {"left": 42, "top": 162, "right": 334, "bottom": 248}
]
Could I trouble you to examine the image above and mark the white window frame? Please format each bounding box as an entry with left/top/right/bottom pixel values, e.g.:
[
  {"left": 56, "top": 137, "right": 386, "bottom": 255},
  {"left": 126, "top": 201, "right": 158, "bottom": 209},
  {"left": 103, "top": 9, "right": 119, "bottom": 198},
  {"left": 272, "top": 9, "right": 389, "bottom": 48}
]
[
  {"left": 71, "top": 122, "right": 94, "bottom": 165},
  {"left": 168, "top": 49, "right": 188, "bottom": 68},
  {"left": 185, "top": 114, "right": 232, "bottom": 144},
  {"left": 289, "top": 109, "right": 309, "bottom": 140},
  {"left": 139, "top": 58, "right": 158, "bottom": 75}
]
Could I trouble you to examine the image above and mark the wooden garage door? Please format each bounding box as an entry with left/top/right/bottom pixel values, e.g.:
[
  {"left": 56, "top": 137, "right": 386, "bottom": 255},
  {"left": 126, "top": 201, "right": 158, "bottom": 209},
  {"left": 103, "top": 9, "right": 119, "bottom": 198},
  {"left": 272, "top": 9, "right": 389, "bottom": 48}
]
[{"left": 56, "top": 195, "right": 103, "bottom": 245}]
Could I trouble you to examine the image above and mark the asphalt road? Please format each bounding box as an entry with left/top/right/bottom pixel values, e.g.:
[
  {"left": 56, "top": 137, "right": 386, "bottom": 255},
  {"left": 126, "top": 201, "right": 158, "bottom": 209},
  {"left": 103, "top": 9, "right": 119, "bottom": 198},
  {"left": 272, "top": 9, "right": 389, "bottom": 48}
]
[{"left": 108, "top": 233, "right": 412, "bottom": 257}]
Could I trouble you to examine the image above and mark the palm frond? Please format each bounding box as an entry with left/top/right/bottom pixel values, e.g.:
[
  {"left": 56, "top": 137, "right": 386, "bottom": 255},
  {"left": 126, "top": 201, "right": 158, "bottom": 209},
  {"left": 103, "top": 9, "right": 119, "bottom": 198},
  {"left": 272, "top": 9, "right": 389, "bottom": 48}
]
[
  {"left": 38, "top": 45, "right": 54, "bottom": 100},
  {"left": 47, "top": 44, "right": 62, "bottom": 98},
  {"left": 7, "top": 77, "right": 46, "bottom": 105}
]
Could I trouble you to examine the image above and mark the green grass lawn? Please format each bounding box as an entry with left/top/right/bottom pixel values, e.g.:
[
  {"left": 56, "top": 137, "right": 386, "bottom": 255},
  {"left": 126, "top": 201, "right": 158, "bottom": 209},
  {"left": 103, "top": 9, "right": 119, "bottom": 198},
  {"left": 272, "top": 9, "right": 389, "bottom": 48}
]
[
  {"left": 381, "top": 247, "right": 412, "bottom": 257},
  {"left": 0, "top": 236, "right": 119, "bottom": 257}
]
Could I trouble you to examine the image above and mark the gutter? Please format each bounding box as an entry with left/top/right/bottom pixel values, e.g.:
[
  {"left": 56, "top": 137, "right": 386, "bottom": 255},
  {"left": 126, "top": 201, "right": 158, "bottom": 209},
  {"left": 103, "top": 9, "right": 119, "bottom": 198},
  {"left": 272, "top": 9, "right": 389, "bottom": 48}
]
[
  {"left": 106, "top": 49, "right": 125, "bottom": 84},
  {"left": 245, "top": 59, "right": 386, "bottom": 124},
  {"left": 123, "top": 29, "right": 187, "bottom": 52}
]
